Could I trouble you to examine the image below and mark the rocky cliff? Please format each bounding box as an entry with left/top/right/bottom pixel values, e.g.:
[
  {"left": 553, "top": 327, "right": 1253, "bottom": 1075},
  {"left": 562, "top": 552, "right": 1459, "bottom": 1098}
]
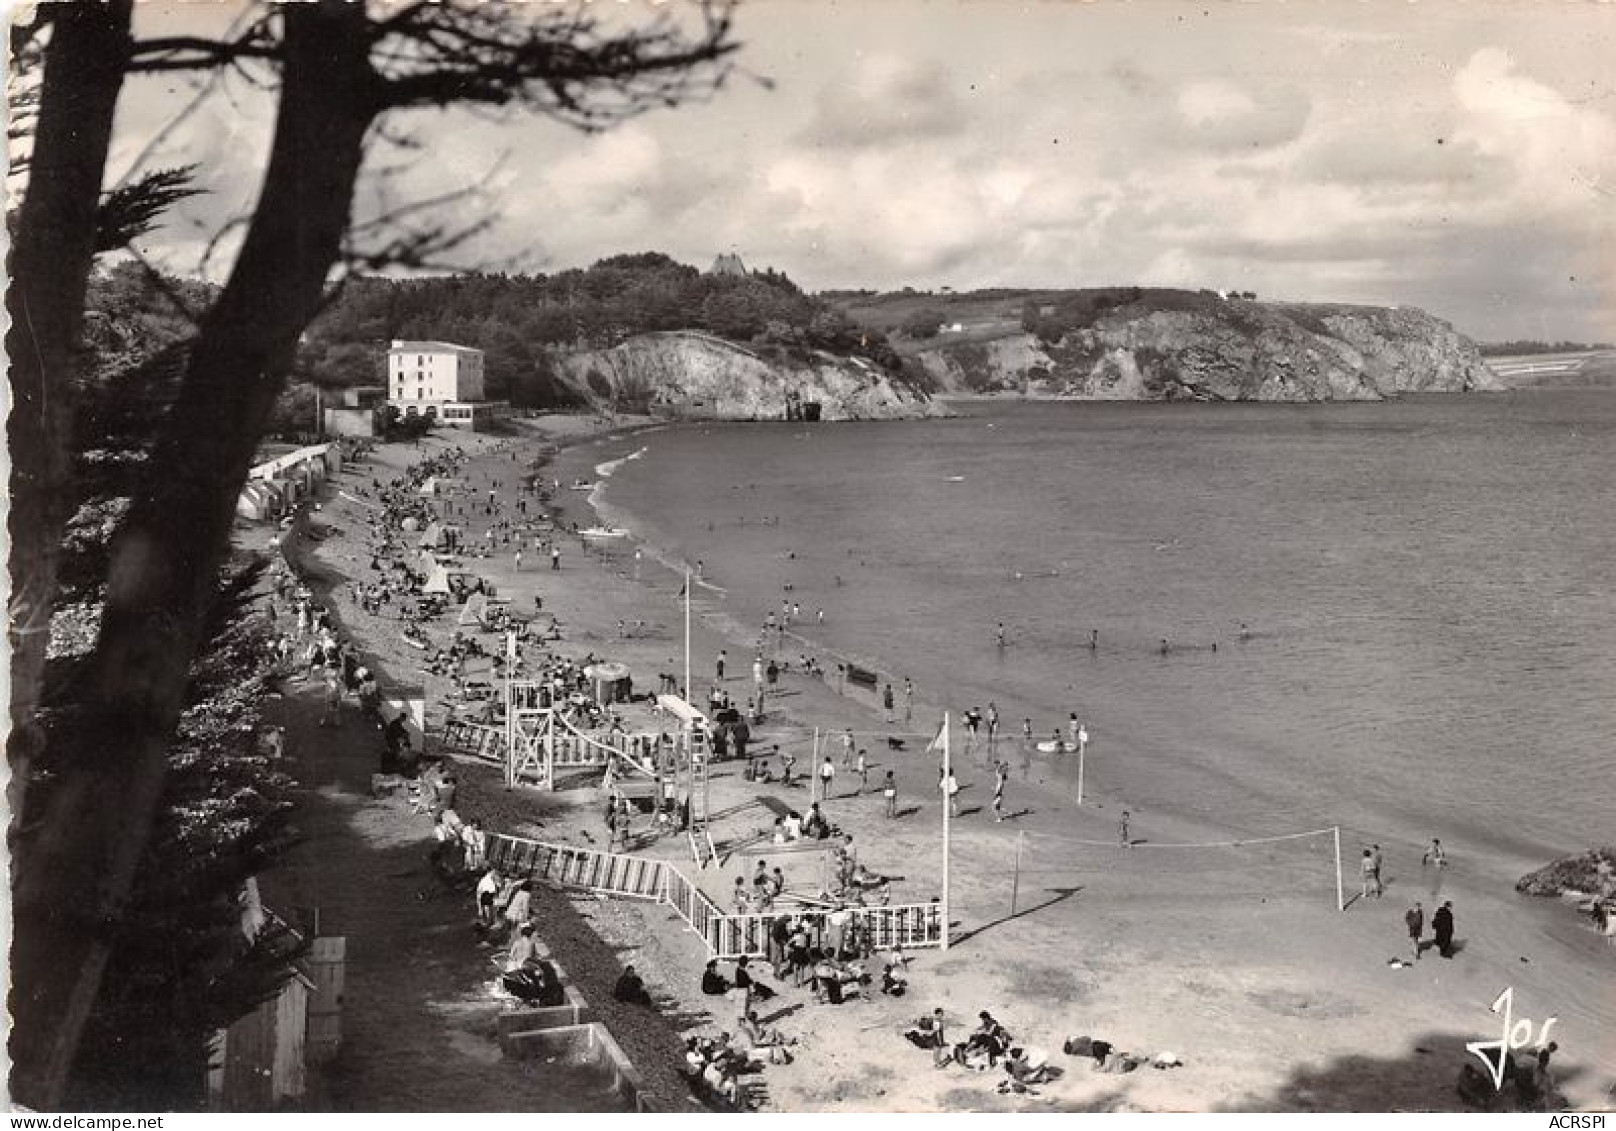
[
  {"left": 557, "top": 331, "right": 941, "bottom": 420},
  {"left": 914, "top": 302, "right": 1497, "bottom": 402}
]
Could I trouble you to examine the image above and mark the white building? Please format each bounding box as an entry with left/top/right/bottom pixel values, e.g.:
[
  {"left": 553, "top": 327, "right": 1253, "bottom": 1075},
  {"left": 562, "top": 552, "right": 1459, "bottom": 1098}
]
[{"left": 387, "top": 340, "right": 486, "bottom": 409}]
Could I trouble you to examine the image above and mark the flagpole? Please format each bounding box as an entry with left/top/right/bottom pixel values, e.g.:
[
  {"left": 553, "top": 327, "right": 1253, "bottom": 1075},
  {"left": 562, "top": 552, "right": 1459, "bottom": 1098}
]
[
  {"left": 941, "top": 711, "right": 951, "bottom": 951},
  {"left": 683, "top": 567, "right": 691, "bottom": 703}
]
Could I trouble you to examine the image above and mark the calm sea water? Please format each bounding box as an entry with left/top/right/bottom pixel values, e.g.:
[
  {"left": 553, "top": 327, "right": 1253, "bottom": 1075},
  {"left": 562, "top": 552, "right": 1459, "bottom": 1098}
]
[{"left": 575, "top": 392, "right": 1616, "bottom": 873}]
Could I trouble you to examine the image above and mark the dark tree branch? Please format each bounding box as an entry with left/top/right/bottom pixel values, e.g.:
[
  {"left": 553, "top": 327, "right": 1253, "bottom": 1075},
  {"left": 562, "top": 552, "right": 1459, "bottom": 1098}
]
[{"left": 126, "top": 21, "right": 279, "bottom": 74}]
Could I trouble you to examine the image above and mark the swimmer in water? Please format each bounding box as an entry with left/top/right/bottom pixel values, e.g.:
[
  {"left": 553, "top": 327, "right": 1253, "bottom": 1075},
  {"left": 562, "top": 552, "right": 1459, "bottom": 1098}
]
[
  {"left": 1160, "top": 638, "right": 1170, "bottom": 655},
  {"left": 1089, "top": 629, "right": 1098, "bottom": 651},
  {"left": 1239, "top": 623, "right": 1251, "bottom": 641},
  {"left": 995, "top": 622, "right": 1007, "bottom": 648}
]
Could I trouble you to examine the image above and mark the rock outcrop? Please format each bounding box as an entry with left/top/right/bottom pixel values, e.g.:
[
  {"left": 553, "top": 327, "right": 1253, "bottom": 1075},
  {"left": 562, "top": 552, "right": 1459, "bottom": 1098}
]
[
  {"left": 1516, "top": 846, "right": 1616, "bottom": 900},
  {"left": 915, "top": 302, "right": 1497, "bottom": 402},
  {"left": 557, "top": 331, "right": 940, "bottom": 421}
]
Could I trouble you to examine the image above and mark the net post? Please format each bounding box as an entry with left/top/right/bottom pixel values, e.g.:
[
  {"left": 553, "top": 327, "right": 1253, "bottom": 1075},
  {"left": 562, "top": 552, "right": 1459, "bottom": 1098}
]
[{"left": 1333, "top": 825, "right": 1345, "bottom": 912}]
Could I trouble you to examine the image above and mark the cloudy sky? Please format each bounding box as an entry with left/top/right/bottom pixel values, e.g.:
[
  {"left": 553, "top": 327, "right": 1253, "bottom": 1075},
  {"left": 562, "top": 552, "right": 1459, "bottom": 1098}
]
[{"left": 109, "top": 1, "right": 1616, "bottom": 340}]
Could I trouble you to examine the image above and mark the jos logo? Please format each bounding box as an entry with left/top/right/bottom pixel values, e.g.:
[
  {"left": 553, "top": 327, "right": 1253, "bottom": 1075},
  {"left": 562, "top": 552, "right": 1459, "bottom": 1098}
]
[{"left": 1465, "top": 987, "right": 1558, "bottom": 1091}]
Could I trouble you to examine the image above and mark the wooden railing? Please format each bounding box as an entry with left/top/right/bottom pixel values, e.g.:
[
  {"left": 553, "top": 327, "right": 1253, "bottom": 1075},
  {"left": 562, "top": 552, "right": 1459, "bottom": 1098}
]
[
  {"left": 439, "top": 719, "right": 505, "bottom": 764},
  {"left": 488, "top": 833, "right": 945, "bottom": 960},
  {"left": 486, "top": 835, "right": 665, "bottom": 902}
]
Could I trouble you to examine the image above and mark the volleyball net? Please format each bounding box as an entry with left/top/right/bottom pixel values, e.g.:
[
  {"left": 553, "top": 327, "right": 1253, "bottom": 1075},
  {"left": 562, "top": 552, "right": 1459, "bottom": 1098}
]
[{"left": 1011, "top": 825, "right": 1348, "bottom": 910}]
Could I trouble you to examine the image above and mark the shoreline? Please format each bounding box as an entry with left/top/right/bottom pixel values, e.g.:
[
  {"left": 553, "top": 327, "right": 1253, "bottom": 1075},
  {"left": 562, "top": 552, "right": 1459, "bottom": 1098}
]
[
  {"left": 298, "top": 414, "right": 1614, "bottom": 1112},
  {"left": 549, "top": 420, "right": 1567, "bottom": 889}
]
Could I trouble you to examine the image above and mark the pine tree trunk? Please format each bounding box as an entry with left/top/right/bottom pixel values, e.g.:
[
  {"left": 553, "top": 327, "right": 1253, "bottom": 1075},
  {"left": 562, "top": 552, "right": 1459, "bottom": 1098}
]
[
  {"left": 8, "top": 2, "right": 378, "bottom": 1107},
  {"left": 4, "top": 0, "right": 132, "bottom": 842}
]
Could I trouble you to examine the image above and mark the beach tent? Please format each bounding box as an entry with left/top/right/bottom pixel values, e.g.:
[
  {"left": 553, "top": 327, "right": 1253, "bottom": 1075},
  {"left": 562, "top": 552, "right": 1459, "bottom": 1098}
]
[
  {"left": 421, "top": 562, "right": 453, "bottom": 595},
  {"left": 584, "top": 661, "right": 632, "bottom": 705},
  {"left": 418, "top": 477, "right": 440, "bottom": 496},
  {"left": 419, "top": 521, "right": 441, "bottom": 549},
  {"left": 457, "top": 592, "right": 489, "bottom": 627}
]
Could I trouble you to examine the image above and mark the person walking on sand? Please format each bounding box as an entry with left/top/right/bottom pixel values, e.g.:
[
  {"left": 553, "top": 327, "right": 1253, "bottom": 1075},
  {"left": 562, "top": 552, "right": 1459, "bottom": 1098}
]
[
  {"left": 1370, "top": 843, "right": 1385, "bottom": 894},
  {"left": 841, "top": 727, "right": 856, "bottom": 768},
  {"left": 883, "top": 682, "right": 896, "bottom": 723},
  {"left": 1119, "top": 809, "right": 1131, "bottom": 848},
  {"left": 550, "top": 545, "right": 561, "bottom": 570},
  {"left": 1405, "top": 901, "right": 1424, "bottom": 961},
  {"left": 883, "top": 771, "right": 898, "bottom": 817},
  {"left": 819, "top": 756, "right": 836, "bottom": 800},
  {"left": 716, "top": 650, "right": 727, "bottom": 681},
  {"left": 514, "top": 548, "right": 523, "bottom": 572},
  {"left": 942, "top": 770, "right": 960, "bottom": 817},
  {"left": 1432, "top": 901, "right": 1455, "bottom": 958},
  {"left": 319, "top": 673, "right": 343, "bottom": 728},
  {"left": 992, "top": 760, "right": 1008, "bottom": 822},
  {"left": 857, "top": 748, "right": 869, "bottom": 794}
]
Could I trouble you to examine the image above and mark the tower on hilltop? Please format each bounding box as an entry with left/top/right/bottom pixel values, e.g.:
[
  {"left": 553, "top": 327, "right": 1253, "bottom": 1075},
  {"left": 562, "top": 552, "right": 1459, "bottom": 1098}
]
[{"left": 708, "top": 252, "right": 748, "bottom": 278}]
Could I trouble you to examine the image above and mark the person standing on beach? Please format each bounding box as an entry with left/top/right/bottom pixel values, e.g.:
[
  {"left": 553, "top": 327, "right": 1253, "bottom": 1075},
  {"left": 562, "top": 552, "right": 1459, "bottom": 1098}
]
[
  {"left": 550, "top": 546, "right": 561, "bottom": 570},
  {"left": 818, "top": 756, "right": 836, "bottom": 800},
  {"left": 857, "top": 748, "right": 869, "bottom": 794},
  {"left": 1432, "top": 901, "right": 1455, "bottom": 957},
  {"left": 992, "top": 760, "right": 1008, "bottom": 822},
  {"left": 716, "top": 650, "right": 727, "bottom": 681},
  {"left": 883, "top": 682, "right": 896, "bottom": 723},
  {"left": 904, "top": 677, "right": 914, "bottom": 724},
  {"left": 986, "top": 702, "right": 1000, "bottom": 747},
  {"left": 753, "top": 656, "right": 764, "bottom": 689},
  {"left": 1370, "top": 844, "right": 1385, "bottom": 894},
  {"left": 781, "top": 748, "right": 796, "bottom": 787},
  {"left": 1068, "top": 713, "right": 1080, "bottom": 750},
  {"left": 942, "top": 771, "right": 961, "bottom": 817},
  {"left": 1119, "top": 809, "right": 1131, "bottom": 848},
  {"left": 883, "top": 771, "right": 898, "bottom": 818},
  {"left": 514, "top": 548, "right": 523, "bottom": 572},
  {"left": 1405, "top": 901, "right": 1424, "bottom": 961},
  {"left": 1357, "top": 846, "right": 1383, "bottom": 898},
  {"left": 841, "top": 728, "right": 856, "bottom": 768}
]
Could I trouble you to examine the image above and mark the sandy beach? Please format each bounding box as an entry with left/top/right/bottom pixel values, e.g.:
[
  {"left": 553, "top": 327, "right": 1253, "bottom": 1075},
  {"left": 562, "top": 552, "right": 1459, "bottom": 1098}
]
[{"left": 283, "top": 415, "right": 1614, "bottom": 1112}]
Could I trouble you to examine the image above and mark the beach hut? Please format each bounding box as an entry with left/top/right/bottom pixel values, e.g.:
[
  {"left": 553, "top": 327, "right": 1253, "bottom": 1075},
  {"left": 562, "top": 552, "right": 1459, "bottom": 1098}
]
[{"left": 236, "top": 480, "right": 279, "bottom": 522}]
